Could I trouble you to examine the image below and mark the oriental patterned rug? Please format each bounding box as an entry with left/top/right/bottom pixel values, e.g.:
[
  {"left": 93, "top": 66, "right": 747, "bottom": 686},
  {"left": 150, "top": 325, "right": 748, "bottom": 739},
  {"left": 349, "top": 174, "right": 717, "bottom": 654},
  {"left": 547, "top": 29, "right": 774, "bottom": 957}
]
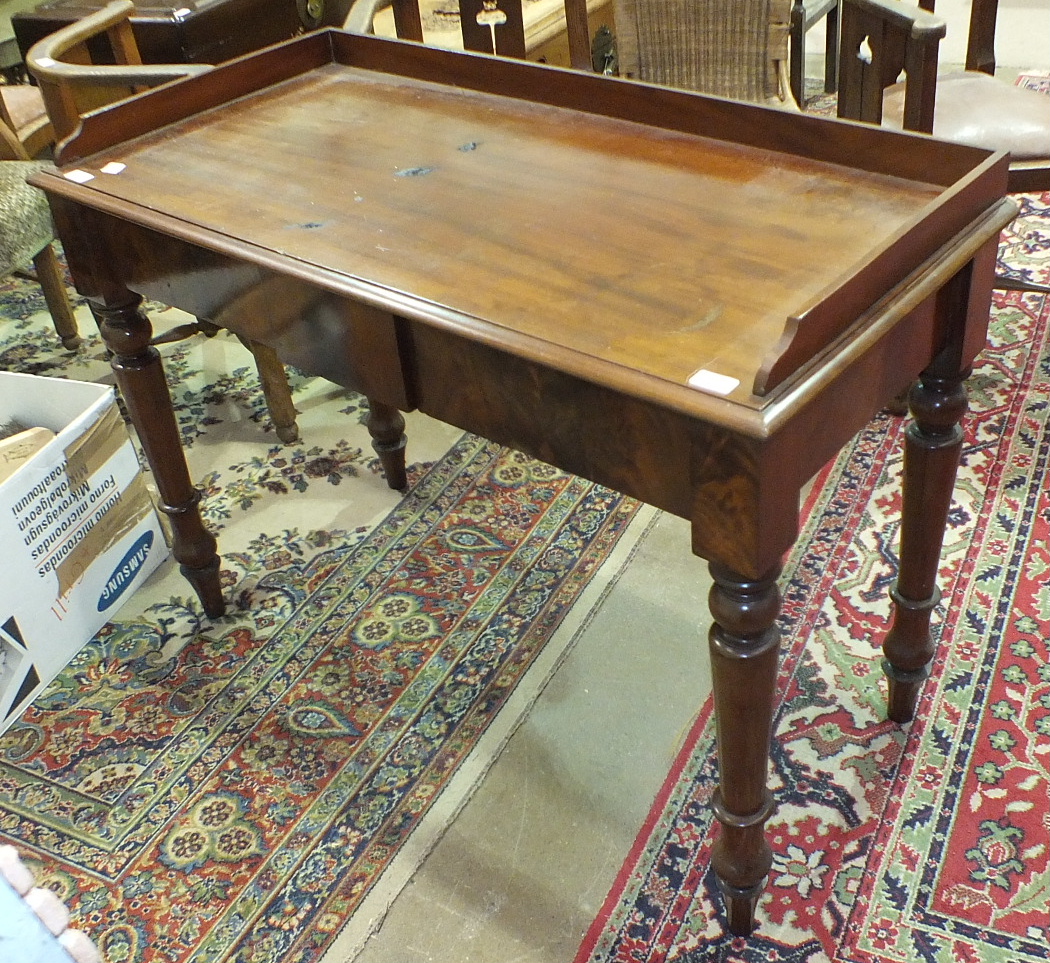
[
  {"left": 576, "top": 187, "right": 1050, "bottom": 963},
  {"left": 0, "top": 287, "right": 645, "bottom": 962}
]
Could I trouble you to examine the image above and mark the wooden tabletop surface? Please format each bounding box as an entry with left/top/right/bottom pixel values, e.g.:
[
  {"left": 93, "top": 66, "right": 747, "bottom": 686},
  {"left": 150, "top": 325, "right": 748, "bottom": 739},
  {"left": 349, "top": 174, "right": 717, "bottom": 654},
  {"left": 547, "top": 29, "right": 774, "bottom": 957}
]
[
  {"left": 38, "top": 32, "right": 1009, "bottom": 415},
  {"left": 50, "top": 58, "right": 956, "bottom": 404}
]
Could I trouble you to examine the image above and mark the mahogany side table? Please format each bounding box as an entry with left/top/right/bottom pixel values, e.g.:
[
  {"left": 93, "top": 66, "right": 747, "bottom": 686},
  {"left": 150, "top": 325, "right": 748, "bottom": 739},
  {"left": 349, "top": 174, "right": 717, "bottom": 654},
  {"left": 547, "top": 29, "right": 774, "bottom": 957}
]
[{"left": 31, "top": 31, "right": 1016, "bottom": 934}]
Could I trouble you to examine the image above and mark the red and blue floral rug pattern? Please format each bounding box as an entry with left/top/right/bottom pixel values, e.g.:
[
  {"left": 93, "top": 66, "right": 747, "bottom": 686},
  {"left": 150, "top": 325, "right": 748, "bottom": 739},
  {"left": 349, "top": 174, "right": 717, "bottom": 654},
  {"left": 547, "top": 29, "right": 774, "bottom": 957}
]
[{"left": 0, "top": 288, "right": 641, "bottom": 963}]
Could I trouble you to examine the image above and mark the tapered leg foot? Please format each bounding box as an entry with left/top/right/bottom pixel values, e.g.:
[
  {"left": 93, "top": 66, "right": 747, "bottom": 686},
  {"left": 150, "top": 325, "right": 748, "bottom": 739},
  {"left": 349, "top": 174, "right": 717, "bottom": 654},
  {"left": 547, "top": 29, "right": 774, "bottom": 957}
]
[
  {"left": 166, "top": 492, "right": 226, "bottom": 620},
  {"left": 883, "top": 371, "right": 966, "bottom": 722},
  {"left": 91, "top": 296, "right": 226, "bottom": 619},
  {"left": 708, "top": 563, "right": 781, "bottom": 936},
  {"left": 185, "top": 562, "right": 225, "bottom": 620},
  {"left": 365, "top": 398, "right": 407, "bottom": 491},
  {"left": 33, "top": 246, "right": 81, "bottom": 350},
  {"left": 722, "top": 880, "right": 764, "bottom": 937},
  {"left": 883, "top": 658, "right": 932, "bottom": 723},
  {"left": 994, "top": 274, "right": 1050, "bottom": 295},
  {"left": 243, "top": 338, "right": 299, "bottom": 444}
]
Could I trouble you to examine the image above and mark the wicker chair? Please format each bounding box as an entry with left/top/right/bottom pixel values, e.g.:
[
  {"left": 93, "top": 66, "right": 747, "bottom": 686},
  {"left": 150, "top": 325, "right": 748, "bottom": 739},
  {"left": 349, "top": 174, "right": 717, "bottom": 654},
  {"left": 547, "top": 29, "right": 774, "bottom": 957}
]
[
  {"left": 25, "top": 0, "right": 301, "bottom": 441},
  {"left": 612, "top": 0, "right": 798, "bottom": 108},
  {"left": 0, "top": 118, "right": 79, "bottom": 350}
]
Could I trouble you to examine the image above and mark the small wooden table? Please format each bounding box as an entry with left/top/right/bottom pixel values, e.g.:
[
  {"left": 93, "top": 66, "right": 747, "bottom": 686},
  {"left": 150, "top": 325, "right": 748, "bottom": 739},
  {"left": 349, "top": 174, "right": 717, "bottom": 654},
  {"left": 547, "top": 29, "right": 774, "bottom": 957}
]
[{"left": 31, "top": 30, "right": 1015, "bottom": 935}]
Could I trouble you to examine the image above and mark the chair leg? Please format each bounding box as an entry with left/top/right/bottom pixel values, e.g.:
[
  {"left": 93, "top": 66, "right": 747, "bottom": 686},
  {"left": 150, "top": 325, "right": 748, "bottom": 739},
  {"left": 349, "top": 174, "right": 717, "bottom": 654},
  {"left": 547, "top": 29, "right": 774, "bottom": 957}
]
[
  {"left": 32, "top": 245, "right": 81, "bottom": 350},
  {"left": 824, "top": 0, "right": 839, "bottom": 92},
  {"left": 789, "top": 0, "right": 805, "bottom": 108},
  {"left": 241, "top": 337, "right": 299, "bottom": 444}
]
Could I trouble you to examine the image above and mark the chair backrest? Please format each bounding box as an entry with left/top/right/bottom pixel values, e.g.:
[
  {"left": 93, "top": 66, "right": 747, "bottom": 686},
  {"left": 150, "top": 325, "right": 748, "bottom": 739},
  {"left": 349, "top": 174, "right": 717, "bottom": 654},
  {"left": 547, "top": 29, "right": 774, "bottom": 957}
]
[
  {"left": 25, "top": 0, "right": 211, "bottom": 144},
  {"left": 836, "top": 0, "right": 1048, "bottom": 195},
  {"left": 0, "top": 86, "right": 54, "bottom": 159},
  {"left": 343, "top": 0, "right": 593, "bottom": 71},
  {"left": 612, "top": 0, "right": 794, "bottom": 105},
  {"left": 836, "top": 0, "right": 945, "bottom": 131}
]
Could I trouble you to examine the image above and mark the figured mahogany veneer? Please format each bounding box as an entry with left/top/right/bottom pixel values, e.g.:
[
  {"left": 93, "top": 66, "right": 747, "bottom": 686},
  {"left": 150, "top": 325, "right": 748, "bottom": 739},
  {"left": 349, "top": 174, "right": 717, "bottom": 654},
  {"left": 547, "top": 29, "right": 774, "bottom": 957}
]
[{"left": 30, "top": 30, "right": 1015, "bottom": 935}]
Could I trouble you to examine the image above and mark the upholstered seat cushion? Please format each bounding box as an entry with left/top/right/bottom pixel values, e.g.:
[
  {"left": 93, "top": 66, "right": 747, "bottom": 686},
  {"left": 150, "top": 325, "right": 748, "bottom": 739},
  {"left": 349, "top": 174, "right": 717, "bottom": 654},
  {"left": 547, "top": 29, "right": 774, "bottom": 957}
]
[
  {"left": 882, "top": 70, "right": 1050, "bottom": 160},
  {"left": 0, "top": 161, "right": 54, "bottom": 273}
]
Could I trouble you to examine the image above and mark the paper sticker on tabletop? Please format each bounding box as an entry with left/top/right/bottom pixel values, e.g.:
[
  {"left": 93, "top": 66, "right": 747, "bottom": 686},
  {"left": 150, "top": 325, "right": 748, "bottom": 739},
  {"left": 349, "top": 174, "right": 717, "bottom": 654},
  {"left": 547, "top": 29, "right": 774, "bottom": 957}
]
[{"left": 687, "top": 369, "right": 740, "bottom": 396}]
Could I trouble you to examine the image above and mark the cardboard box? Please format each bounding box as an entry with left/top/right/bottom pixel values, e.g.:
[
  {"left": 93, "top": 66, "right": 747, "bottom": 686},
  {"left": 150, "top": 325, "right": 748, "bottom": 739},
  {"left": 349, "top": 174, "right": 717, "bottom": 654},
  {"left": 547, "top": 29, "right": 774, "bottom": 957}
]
[{"left": 0, "top": 372, "right": 168, "bottom": 733}]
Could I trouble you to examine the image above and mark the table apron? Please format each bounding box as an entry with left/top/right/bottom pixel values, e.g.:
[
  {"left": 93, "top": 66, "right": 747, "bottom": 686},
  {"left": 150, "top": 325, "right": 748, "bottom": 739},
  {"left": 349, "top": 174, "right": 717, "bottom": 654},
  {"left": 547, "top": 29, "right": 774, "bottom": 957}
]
[{"left": 52, "top": 200, "right": 995, "bottom": 578}]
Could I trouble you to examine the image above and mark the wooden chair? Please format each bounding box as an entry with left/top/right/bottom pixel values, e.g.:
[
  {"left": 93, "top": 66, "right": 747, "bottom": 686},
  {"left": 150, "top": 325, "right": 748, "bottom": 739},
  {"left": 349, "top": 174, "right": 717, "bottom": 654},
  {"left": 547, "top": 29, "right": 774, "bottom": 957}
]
[
  {"left": 836, "top": 0, "right": 1050, "bottom": 293},
  {"left": 24, "top": 1, "right": 212, "bottom": 144},
  {"left": 343, "top": 0, "right": 595, "bottom": 71},
  {"left": 1, "top": 0, "right": 54, "bottom": 157},
  {"left": 0, "top": 117, "right": 79, "bottom": 349},
  {"left": 25, "top": 0, "right": 301, "bottom": 442},
  {"left": 0, "top": 84, "right": 53, "bottom": 158},
  {"left": 611, "top": 0, "right": 799, "bottom": 108}
]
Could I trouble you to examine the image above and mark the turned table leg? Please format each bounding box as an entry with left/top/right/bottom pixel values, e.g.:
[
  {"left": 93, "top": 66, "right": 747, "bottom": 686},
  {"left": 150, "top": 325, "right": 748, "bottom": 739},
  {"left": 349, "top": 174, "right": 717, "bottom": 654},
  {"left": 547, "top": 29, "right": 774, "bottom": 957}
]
[
  {"left": 882, "top": 368, "right": 967, "bottom": 723},
  {"left": 707, "top": 562, "right": 781, "bottom": 935},
  {"left": 364, "top": 398, "right": 408, "bottom": 492},
  {"left": 92, "top": 295, "right": 226, "bottom": 619}
]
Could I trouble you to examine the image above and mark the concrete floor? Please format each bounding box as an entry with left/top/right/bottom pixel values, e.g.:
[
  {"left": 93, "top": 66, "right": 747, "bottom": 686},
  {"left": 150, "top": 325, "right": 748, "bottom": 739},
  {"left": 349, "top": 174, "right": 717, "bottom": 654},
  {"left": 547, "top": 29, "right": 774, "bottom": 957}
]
[{"left": 335, "top": 509, "right": 712, "bottom": 963}]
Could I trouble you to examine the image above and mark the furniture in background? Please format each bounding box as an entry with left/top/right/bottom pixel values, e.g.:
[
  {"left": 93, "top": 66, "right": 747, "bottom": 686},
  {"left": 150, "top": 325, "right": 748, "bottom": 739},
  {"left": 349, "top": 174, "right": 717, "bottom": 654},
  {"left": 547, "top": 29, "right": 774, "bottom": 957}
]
[
  {"left": 31, "top": 27, "right": 1014, "bottom": 934},
  {"left": 1, "top": 0, "right": 53, "bottom": 157},
  {"left": 0, "top": 117, "right": 78, "bottom": 349},
  {"left": 0, "top": 82, "right": 51, "bottom": 156},
  {"left": 26, "top": 0, "right": 301, "bottom": 441},
  {"left": 12, "top": 0, "right": 328, "bottom": 66},
  {"left": 352, "top": 0, "right": 839, "bottom": 101},
  {"left": 344, "top": 0, "right": 602, "bottom": 71},
  {"left": 2, "top": 0, "right": 45, "bottom": 80},
  {"left": 610, "top": 0, "right": 840, "bottom": 108},
  {"left": 26, "top": 0, "right": 212, "bottom": 139},
  {"left": 789, "top": 0, "right": 839, "bottom": 106},
  {"left": 611, "top": 0, "right": 797, "bottom": 107},
  {"left": 836, "top": 0, "right": 1050, "bottom": 292}
]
